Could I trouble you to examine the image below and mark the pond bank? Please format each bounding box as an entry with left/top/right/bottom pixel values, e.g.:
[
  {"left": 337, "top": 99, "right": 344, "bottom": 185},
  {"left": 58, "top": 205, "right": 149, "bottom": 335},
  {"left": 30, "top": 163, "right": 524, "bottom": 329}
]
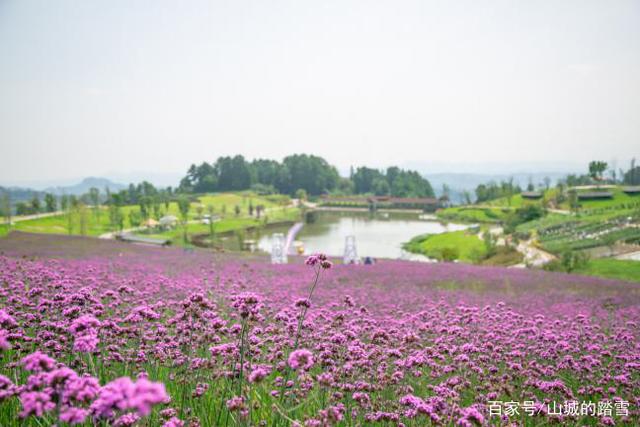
[
  {"left": 190, "top": 219, "right": 297, "bottom": 248},
  {"left": 313, "top": 206, "right": 424, "bottom": 214}
]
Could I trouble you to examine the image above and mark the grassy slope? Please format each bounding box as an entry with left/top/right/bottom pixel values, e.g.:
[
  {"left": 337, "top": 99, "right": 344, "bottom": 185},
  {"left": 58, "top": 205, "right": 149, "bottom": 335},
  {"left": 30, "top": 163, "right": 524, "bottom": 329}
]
[
  {"left": 484, "top": 193, "right": 526, "bottom": 208},
  {"left": 573, "top": 258, "right": 640, "bottom": 283},
  {"left": 2, "top": 193, "right": 296, "bottom": 240},
  {"left": 139, "top": 207, "right": 301, "bottom": 244},
  {"left": 436, "top": 206, "right": 511, "bottom": 224},
  {"left": 479, "top": 187, "right": 640, "bottom": 211},
  {"left": 432, "top": 188, "right": 640, "bottom": 277},
  {"left": 515, "top": 212, "right": 572, "bottom": 233},
  {"left": 561, "top": 187, "right": 640, "bottom": 210},
  {"left": 404, "top": 230, "right": 486, "bottom": 262}
]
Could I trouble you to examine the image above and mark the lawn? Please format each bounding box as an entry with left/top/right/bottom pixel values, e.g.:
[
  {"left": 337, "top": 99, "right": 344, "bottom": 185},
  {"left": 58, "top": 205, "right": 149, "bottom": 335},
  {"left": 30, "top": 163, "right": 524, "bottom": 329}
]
[
  {"left": 561, "top": 186, "right": 640, "bottom": 210},
  {"left": 515, "top": 212, "right": 573, "bottom": 233},
  {"left": 484, "top": 188, "right": 562, "bottom": 208},
  {"left": 135, "top": 207, "right": 301, "bottom": 247},
  {"left": 403, "top": 229, "right": 487, "bottom": 262},
  {"left": 475, "top": 186, "right": 640, "bottom": 214},
  {"left": 1, "top": 192, "right": 295, "bottom": 239},
  {"left": 573, "top": 258, "right": 640, "bottom": 283},
  {"left": 196, "top": 192, "right": 290, "bottom": 211},
  {"left": 484, "top": 193, "right": 527, "bottom": 208},
  {"left": 436, "top": 206, "right": 511, "bottom": 224}
]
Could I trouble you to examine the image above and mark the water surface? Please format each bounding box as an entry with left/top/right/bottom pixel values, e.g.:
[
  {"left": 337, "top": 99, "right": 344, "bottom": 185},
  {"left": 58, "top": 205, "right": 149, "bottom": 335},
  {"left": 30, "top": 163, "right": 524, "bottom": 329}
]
[{"left": 252, "top": 211, "right": 468, "bottom": 261}]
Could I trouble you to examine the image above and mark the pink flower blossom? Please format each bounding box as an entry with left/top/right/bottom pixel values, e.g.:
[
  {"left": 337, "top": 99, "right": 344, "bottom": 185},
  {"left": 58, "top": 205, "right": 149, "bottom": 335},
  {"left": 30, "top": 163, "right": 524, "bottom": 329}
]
[
  {"left": 21, "top": 352, "right": 56, "bottom": 373},
  {"left": 59, "top": 407, "right": 88, "bottom": 424},
  {"left": 288, "top": 349, "right": 314, "bottom": 371}
]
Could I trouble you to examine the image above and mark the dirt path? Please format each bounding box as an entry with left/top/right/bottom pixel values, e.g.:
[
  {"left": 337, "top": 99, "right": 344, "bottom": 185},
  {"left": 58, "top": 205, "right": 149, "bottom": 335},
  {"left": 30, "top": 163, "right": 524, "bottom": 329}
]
[
  {"left": 515, "top": 239, "right": 556, "bottom": 267},
  {"left": 2, "top": 211, "right": 63, "bottom": 224}
]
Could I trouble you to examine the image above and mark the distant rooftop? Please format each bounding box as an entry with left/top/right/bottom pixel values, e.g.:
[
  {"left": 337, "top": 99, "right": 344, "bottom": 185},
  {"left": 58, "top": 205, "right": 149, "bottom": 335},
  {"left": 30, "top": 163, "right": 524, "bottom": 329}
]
[
  {"left": 577, "top": 191, "right": 613, "bottom": 200},
  {"left": 622, "top": 186, "right": 640, "bottom": 194},
  {"left": 521, "top": 191, "right": 543, "bottom": 199}
]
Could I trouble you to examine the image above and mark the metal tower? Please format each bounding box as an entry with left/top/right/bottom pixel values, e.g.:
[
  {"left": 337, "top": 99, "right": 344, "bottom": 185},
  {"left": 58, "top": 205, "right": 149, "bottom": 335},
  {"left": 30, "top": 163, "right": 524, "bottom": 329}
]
[
  {"left": 343, "top": 235, "right": 359, "bottom": 264},
  {"left": 270, "top": 233, "right": 287, "bottom": 264}
]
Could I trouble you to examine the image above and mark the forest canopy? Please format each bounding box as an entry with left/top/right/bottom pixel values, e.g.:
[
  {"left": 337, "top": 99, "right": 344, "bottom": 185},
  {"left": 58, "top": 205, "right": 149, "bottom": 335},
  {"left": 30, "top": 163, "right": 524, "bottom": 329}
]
[{"left": 178, "top": 154, "right": 435, "bottom": 198}]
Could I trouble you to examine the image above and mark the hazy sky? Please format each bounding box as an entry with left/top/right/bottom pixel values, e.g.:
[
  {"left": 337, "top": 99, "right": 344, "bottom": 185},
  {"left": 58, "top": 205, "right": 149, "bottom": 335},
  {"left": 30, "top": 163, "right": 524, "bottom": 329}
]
[{"left": 1, "top": 0, "right": 639, "bottom": 185}]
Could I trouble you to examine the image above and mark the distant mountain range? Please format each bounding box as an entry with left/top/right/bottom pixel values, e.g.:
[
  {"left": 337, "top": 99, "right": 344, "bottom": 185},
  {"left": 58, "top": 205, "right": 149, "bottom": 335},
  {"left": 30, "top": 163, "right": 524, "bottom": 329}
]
[
  {"left": 1, "top": 177, "right": 126, "bottom": 207},
  {"left": 2, "top": 172, "right": 575, "bottom": 208},
  {"left": 42, "top": 177, "right": 126, "bottom": 196}
]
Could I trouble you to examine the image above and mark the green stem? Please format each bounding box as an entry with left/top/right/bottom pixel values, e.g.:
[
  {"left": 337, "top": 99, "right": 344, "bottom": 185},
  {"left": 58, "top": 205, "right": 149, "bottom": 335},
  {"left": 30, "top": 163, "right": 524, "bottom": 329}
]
[{"left": 273, "top": 265, "right": 323, "bottom": 426}]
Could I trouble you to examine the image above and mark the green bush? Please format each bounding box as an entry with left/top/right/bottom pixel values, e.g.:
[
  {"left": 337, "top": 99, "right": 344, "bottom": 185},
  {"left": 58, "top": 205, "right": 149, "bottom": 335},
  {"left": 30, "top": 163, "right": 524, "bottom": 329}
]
[
  {"left": 440, "top": 247, "right": 460, "bottom": 262},
  {"left": 544, "top": 250, "right": 590, "bottom": 273}
]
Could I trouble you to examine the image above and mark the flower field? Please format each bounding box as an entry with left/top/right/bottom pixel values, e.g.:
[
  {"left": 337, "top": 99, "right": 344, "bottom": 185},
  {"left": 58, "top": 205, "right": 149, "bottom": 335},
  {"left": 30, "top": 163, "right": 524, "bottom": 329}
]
[{"left": 0, "top": 233, "right": 639, "bottom": 426}]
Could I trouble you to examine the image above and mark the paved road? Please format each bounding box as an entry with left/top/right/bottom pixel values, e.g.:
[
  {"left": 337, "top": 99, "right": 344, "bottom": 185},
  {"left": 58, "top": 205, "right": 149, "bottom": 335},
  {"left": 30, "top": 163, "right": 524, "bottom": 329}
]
[
  {"left": 2, "top": 211, "right": 64, "bottom": 225},
  {"left": 516, "top": 239, "right": 556, "bottom": 267},
  {"left": 547, "top": 208, "right": 571, "bottom": 215}
]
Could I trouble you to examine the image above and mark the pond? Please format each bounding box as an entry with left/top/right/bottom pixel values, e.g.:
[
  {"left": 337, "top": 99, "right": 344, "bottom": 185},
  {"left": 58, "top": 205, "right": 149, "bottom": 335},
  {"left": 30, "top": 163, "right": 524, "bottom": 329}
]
[{"left": 232, "top": 210, "right": 469, "bottom": 261}]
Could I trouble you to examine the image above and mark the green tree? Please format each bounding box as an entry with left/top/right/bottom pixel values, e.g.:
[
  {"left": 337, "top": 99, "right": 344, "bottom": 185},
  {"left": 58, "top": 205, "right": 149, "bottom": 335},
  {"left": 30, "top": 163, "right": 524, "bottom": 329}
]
[
  {"left": 207, "top": 204, "right": 216, "bottom": 241},
  {"left": 483, "top": 231, "right": 497, "bottom": 258},
  {"left": 152, "top": 197, "right": 162, "bottom": 219},
  {"left": 88, "top": 187, "right": 100, "bottom": 220},
  {"left": 109, "top": 205, "right": 124, "bottom": 232},
  {"left": 463, "top": 190, "right": 472, "bottom": 205},
  {"left": 554, "top": 182, "right": 567, "bottom": 205},
  {"left": 216, "top": 155, "right": 252, "bottom": 191},
  {"left": 623, "top": 158, "right": 639, "bottom": 185},
  {"left": 16, "top": 202, "right": 30, "bottom": 216},
  {"left": 66, "top": 209, "right": 74, "bottom": 234},
  {"left": 588, "top": 161, "right": 608, "bottom": 182},
  {"left": 526, "top": 179, "right": 534, "bottom": 192},
  {"left": 69, "top": 195, "right": 79, "bottom": 209},
  {"left": 352, "top": 167, "right": 384, "bottom": 194},
  {"left": 559, "top": 250, "right": 589, "bottom": 273},
  {"left": 372, "top": 178, "right": 390, "bottom": 196},
  {"left": 280, "top": 154, "right": 339, "bottom": 195},
  {"left": 78, "top": 204, "right": 89, "bottom": 236},
  {"left": 44, "top": 193, "right": 57, "bottom": 213},
  {"left": 389, "top": 170, "right": 434, "bottom": 198},
  {"left": 295, "top": 189, "right": 307, "bottom": 201},
  {"left": 60, "top": 195, "right": 69, "bottom": 212},
  {"left": 31, "top": 195, "right": 41, "bottom": 213},
  {"left": 177, "top": 196, "right": 191, "bottom": 243},
  {"left": 128, "top": 209, "right": 142, "bottom": 228},
  {"left": 1, "top": 192, "right": 11, "bottom": 226},
  {"left": 441, "top": 184, "right": 451, "bottom": 200},
  {"left": 568, "top": 189, "right": 580, "bottom": 213},
  {"left": 138, "top": 196, "right": 151, "bottom": 220}
]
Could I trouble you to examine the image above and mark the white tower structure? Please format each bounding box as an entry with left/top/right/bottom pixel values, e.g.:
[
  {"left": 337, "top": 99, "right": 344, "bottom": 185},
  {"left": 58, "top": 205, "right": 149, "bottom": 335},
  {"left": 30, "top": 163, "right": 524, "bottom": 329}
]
[
  {"left": 343, "top": 235, "right": 359, "bottom": 264},
  {"left": 271, "top": 233, "right": 287, "bottom": 264}
]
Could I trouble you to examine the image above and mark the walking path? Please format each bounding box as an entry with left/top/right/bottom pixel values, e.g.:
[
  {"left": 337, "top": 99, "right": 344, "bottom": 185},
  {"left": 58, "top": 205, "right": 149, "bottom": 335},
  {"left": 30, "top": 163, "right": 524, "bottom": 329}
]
[
  {"left": 98, "top": 203, "right": 297, "bottom": 240},
  {"left": 515, "top": 239, "right": 556, "bottom": 267},
  {"left": 2, "top": 211, "right": 63, "bottom": 225}
]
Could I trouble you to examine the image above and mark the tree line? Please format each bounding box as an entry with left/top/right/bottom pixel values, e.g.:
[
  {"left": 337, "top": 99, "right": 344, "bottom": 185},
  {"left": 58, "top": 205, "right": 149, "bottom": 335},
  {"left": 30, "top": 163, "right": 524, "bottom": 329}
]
[
  {"left": 471, "top": 158, "right": 640, "bottom": 205},
  {"left": 178, "top": 154, "right": 435, "bottom": 198},
  {"left": 0, "top": 182, "right": 176, "bottom": 218}
]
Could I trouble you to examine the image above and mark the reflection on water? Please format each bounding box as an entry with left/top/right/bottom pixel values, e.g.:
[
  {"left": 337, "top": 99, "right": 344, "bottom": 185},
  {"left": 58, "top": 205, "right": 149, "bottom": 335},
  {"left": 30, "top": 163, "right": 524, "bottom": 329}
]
[{"left": 247, "top": 211, "right": 467, "bottom": 261}]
